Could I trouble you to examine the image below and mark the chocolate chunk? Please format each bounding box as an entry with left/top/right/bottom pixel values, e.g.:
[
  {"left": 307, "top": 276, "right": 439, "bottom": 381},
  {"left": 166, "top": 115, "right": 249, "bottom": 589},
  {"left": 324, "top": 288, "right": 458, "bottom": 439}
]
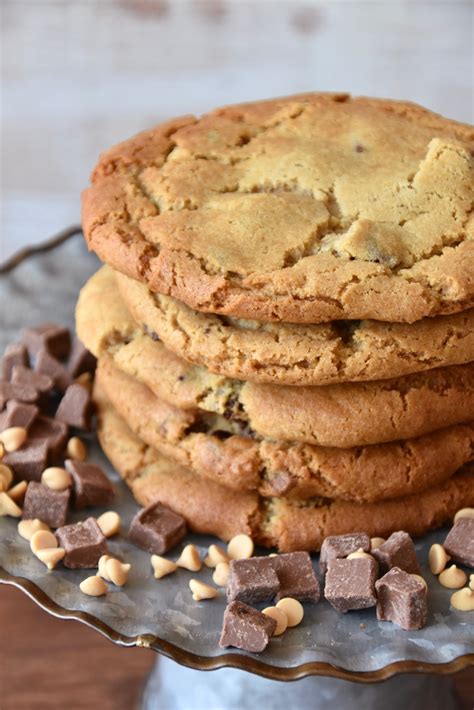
[
  {"left": 443, "top": 518, "right": 474, "bottom": 567},
  {"left": 128, "top": 502, "right": 186, "bottom": 554},
  {"left": 55, "top": 383, "right": 93, "bottom": 429},
  {"left": 268, "top": 470, "right": 296, "bottom": 496},
  {"left": 319, "top": 532, "right": 370, "bottom": 575},
  {"left": 65, "top": 459, "right": 114, "bottom": 509},
  {"left": 23, "top": 323, "right": 71, "bottom": 360},
  {"left": 1, "top": 343, "right": 29, "bottom": 381},
  {"left": 2, "top": 414, "right": 67, "bottom": 476},
  {"left": 375, "top": 567, "right": 427, "bottom": 630},
  {"left": 22, "top": 481, "right": 70, "bottom": 528},
  {"left": 35, "top": 349, "right": 71, "bottom": 392},
  {"left": 144, "top": 325, "right": 160, "bottom": 342},
  {"left": 219, "top": 600, "right": 276, "bottom": 652},
  {"left": 0, "top": 380, "right": 39, "bottom": 410},
  {"left": 325, "top": 557, "right": 378, "bottom": 613},
  {"left": 372, "top": 531, "right": 420, "bottom": 575},
  {"left": 0, "top": 400, "right": 38, "bottom": 431},
  {"left": 271, "top": 551, "right": 320, "bottom": 603},
  {"left": 67, "top": 338, "right": 97, "bottom": 378},
  {"left": 55, "top": 517, "right": 108, "bottom": 569},
  {"left": 29, "top": 415, "right": 68, "bottom": 462},
  {"left": 227, "top": 557, "right": 280, "bottom": 604},
  {"left": 3, "top": 439, "right": 49, "bottom": 482},
  {"left": 11, "top": 365, "right": 54, "bottom": 394}
]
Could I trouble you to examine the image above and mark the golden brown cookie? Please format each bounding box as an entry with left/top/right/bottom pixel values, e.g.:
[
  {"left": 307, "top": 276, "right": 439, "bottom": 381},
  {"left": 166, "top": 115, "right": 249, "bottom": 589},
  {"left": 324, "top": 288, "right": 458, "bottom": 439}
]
[
  {"left": 94, "top": 356, "right": 474, "bottom": 504},
  {"left": 95, "top": 387, "right": 474, "bottom": 551},
  {"left": 76, "top": 267, "right": 474, "bottom": 447},
  {"left": 261, "top": 464, "right": 474, "bottom": 552},
  {"left": 95, "top": 384, "right": 260, "bottom": 541},
  {"left": 115, "top": 269, "right": 474, "bottom": 387},
  {"left": 82, "top": 93, "right": 474, "bottom": 324}
]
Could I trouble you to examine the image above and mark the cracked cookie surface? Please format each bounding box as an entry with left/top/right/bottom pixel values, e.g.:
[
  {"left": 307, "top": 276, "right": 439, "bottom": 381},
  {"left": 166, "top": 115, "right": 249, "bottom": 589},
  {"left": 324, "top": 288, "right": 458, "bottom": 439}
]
[
  {"left": 95, "top": 388, "right": 474, "bottom": 552},
  {"left": 261, "top": 463, "right": 474, "bottom": 552},
  {"left": 82, "top": 93, "right": 474, "bottom": 324},
  {"left": 93, "top": 356, "right": 474, "bottom": 504},
  {"left": 114, "top": 266, "right": 474, "bottom": 386},
  {"left": 77, "top": 267, "right": 474, "bottom": 447}
]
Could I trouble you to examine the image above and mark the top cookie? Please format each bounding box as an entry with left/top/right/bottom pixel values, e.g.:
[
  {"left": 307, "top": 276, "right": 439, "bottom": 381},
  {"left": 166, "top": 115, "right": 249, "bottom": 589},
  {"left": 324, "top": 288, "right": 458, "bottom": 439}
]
[{"left": 82, "top": 93, "right": 474, "bottom": 324}]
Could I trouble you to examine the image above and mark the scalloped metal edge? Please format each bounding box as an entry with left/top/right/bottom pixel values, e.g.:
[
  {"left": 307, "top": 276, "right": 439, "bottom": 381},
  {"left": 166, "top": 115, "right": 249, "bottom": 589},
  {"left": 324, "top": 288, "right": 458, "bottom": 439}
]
[
  {"left": 0, "top": 225, "right": 473, "bottom": 682},
  {"left": 2, "top": 571, "right": 473, "bottom": 682}
]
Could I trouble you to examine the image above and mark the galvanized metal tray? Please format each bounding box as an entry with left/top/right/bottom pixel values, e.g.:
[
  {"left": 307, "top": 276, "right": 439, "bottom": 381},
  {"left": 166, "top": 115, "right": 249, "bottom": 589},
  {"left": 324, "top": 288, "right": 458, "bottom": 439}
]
[{"left": 0, "top": 229, "right": 473, "bottom": 682}]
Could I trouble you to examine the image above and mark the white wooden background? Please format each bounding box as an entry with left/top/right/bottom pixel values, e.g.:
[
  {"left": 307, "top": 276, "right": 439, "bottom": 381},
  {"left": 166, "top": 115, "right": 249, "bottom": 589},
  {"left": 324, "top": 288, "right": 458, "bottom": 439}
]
[{"left": 1, "top": 0, "right": 473, "bottom": 261}]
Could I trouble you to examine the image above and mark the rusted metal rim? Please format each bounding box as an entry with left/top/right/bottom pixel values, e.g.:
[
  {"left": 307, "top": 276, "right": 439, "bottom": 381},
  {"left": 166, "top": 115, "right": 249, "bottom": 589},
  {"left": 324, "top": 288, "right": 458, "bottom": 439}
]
[
  {"left": 0, "top": 224, "right": 83, "bottom": 274},
  {"left": 1, "top": 569, "right": 473, "bottom": 682}
]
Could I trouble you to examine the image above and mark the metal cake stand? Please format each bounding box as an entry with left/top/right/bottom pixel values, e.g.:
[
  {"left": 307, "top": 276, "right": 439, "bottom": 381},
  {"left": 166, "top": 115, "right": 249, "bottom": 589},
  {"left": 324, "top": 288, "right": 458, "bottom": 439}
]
[{"left": 0, "top": 228, "right": 472, "bottom": 708}]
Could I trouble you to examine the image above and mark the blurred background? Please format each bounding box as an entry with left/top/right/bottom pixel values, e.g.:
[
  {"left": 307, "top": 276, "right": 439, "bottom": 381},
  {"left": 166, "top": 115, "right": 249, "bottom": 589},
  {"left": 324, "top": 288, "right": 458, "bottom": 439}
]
[
  {"left": 1, "top": 2, "right": 473, "bottom": 708},
  {"left": 1, "top": 0, "right": 473, "bottom": 261}
]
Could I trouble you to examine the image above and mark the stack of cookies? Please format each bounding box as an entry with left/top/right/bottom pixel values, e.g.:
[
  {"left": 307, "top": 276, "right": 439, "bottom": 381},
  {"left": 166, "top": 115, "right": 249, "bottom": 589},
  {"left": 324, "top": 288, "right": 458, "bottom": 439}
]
[{"left": 78, "top": 93, "right": 474, "bottom": 551}]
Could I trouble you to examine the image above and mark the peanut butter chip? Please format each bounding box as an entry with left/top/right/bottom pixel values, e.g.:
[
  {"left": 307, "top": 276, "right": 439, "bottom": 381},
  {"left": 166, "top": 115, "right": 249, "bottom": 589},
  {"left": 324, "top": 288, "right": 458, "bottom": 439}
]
[
  {"left": 428, "top": 543, "right": 451, "bottom": 575},
  {"left": 0, "top": 442, "right": 4, "bottom": 459},
  {"left": 450, "top": 588, "right": 474, "bottom": 611},
  {"left": 227, "top": 534, "right": 254, "bottom": 560},
  {"left": 204, "top": 544, "right": 229, "bottom": 568},
  {"left": 18, "top": 518, "right": 50, "bottom": 541},
  {"left": 189, "top": 579, "right": 218, "bottom": 601},
  {"left": 454, "top": 507, "right": 474, "bottom": 523},
  {"left": 263, "top": 607, "right": 288, "bottom": 636},
  {"left": 30, "top": 529, "right": 58, "bottom": 554},
  {"left": 212, "top": 562, "right": 230, "bottom": 587},
  {"left": 97, "top": 511, "right": 121, "bottom": 538},
  {"left": 36, "top": 547, "right": 65, "bottom": 570},
  {"left": 66, "top": 436, "right": 87, "bottom": 461},
  {"left": 347, "top": 548, "right": 374, "bottom": 560},
  {"left": 80, "top": 575, "right": 108, "bottom": 597},
  {"left": 41, "top": 467, "right": 72, "bottom": 491},
  {"left": 105, "top": 558, "right": 130, "bottom": 587},
  {"left": 0, "top": 491, "right": 22, "bottom": 517},
  {"left": 410, "top": 574, "right": 428, "bottom": 590},
  {"left": 176, "top": 544, "right": 202, "bottom": 572},
  {"left": 0, "top": 427, "right": 27, "bottom": 453},
  {"left": 438, "top": 565, "right": 468, "bottom": 589},
  {"left": 276, "top": 598, "right": 304, "bottom": 627},
  {"left": 8, "top": 480, "right": 27, "bottom": 503},
  {"left": 75, "top": 372, "right": 92, "bottom": 390},
  {"left": 151, "top": 555, "right": 178, "bottom": 579},
  {"left": 98, "top": 554, "right": 112, "bottom": 581},
  {"left": 0, "top": 464, "right": 13, "bottom": 491},
  {"left": 370, "top": 537, "right": 385, "bottom": 550}
]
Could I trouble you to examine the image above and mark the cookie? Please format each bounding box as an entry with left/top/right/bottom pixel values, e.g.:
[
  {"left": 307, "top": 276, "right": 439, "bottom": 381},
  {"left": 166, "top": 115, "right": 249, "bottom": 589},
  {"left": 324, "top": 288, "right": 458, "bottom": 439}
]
[
  {"left": 95, "top": 383, "right": 260, "bottom": 542},
  {"left": 95, "top": 388, "right": 474, "bottom": 551},
  {"left": 77, "top": 268, "right": 474, "bottom": 448},
  {"left": 263, "top": 464, "right": 474, "bottom": 552},
  {"left": 114, "top": 269, "right": 474, "bottom": 386},
  {"left": 94, "top": 357, "right": 474, "bottom": 503},
  {"left": 82, "top": 93, "right": 474, "bottom": 324}
]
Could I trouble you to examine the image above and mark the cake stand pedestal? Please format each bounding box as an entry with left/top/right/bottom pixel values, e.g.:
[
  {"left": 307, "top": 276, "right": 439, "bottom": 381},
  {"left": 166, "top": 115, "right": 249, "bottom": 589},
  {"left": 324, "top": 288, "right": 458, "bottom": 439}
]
[{"left": 141, "top": 656, "right": 461, "bottom": 710}]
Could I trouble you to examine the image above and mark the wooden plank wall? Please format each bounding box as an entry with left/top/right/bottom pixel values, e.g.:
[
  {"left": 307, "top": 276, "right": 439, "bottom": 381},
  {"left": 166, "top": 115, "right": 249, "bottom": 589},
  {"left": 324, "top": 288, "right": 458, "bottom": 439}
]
[{"left": 1, "top": 0, "right": 472, "bottom": 259}]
